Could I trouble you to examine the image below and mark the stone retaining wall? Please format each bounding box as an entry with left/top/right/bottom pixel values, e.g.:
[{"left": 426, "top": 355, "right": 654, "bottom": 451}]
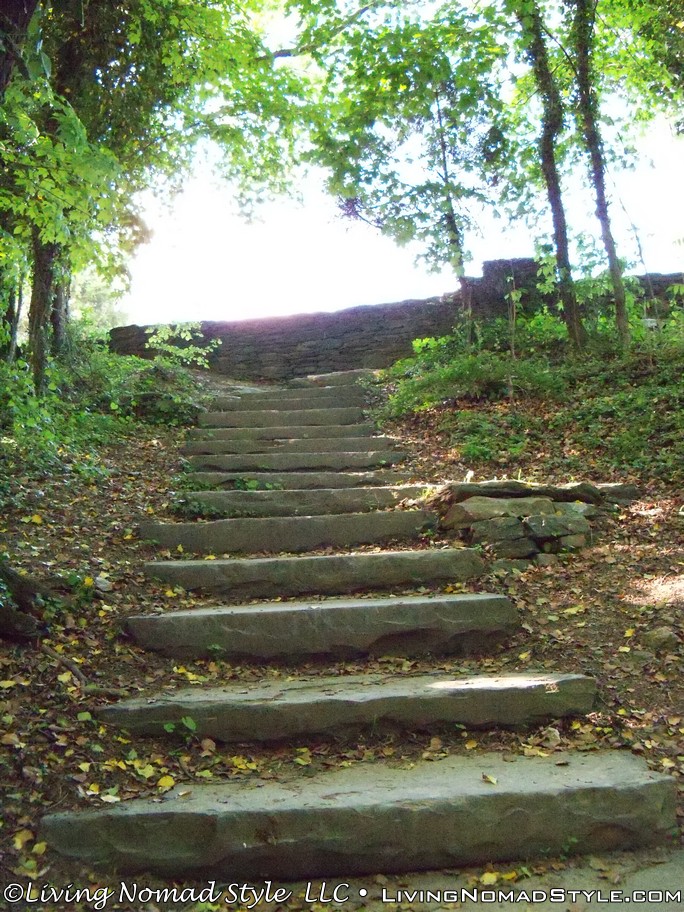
[{"left": 109, "top": 260, "right": 683, "bottom": 381}]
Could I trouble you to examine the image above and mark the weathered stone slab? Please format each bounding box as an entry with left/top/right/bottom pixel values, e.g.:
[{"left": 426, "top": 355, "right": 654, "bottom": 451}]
[
  {"left": 212, "top": 390, "right": 365, "bottom": 411},
  {"left": 140, "top": 510, "right": 437, "bottom": 554},
  {"left": 181, "top": 436, "right": 397, "bottom": 455},
  {"left": 41, "top": 752, "right": 676, "bottom": 878},
  {"left": 235, "top": 385, "right": 363, "bottom": 402},
  {"left": 187, "top": 424, "right": 375, "bottom": 440},
  {"left": 552, "top": 501, "right": 599, "bottom": 519},
  {"left": 292, "top": 368, "right": 376, "bottom": 387},
  {"left": 180, "top": 486, "right": 430, "bottom": 518},
  {"left": 558, "top": 533, "right": 587, "bottom": 550},
  {"left": 144, "top": 548, "right": 485, "bottom": 598},
  {"left": 596, "top": 482, "right": 641, "bottom": 503},
  {"left": 524, "top": 513, "right": 591, "bottom": 540},
  {"left": 127, "top": 592, "right": 516, "bottom": 660},
  {"left": 186, "top": 451, "right": 405, "bottom": 472},
  {"left": 199, "top": 407, "right": 365, "bottom": 428},
  {"left": 469, "top": 516, "right": 527, "bottom": 543},
  {"left": 492, "top": 538, "right": 539, "bottom": 559},
  {"left": 428, "top": 480, "right": 608, "bottom": 507},
  {"left": 187, "top": 471, "right": 412, "bottom": 490},
  {"left": 99, "top": 673, "right": 597, "bottom": 742},
  {"left": 443, "top": 496, "right": 555, "bottom": 529}
]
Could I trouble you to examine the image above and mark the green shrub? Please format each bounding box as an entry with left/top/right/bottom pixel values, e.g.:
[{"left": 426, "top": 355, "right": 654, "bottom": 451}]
[{"left": 381, "top": 351, "right": 560, "bottom": 418}]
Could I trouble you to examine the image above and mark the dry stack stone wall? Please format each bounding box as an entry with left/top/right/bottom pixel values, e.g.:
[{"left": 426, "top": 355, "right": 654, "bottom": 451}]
[{"left": 109, "top": 260, "right": 683, "bottom": 381}]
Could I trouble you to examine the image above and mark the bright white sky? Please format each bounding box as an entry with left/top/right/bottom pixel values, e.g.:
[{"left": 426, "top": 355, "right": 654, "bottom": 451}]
[{"left": 119, "top": 119, "right": 684, "bottom": 326}]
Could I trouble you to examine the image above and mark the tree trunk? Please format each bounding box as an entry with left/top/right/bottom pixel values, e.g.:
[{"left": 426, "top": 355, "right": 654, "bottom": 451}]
[
  {"left": 51, "top": 266, "right": 71, "bottom": 356},
  {"left": 572, "top": 0, "right": 630, "bottom": 348},
  {"left": 515, "top": 1, "right": 587, "bottom": 350},
  {"left": 0, "top": 0, "right": 40, "bottom": 98},
  {"left": 29, "top": 228, "right": 58, "bottom": 394}
]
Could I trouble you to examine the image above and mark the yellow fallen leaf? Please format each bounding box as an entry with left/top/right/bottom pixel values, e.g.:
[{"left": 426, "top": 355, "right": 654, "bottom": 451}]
[
  {"left": 465, "top": 740, "right": 478, "bottom": 750},
  {"left": 157, "top": 775, "right": 175, "bottom": 789},
  {"left": 204, "top": 554, "right": 217, "bottom": 560},
  {"left": 57, "top": 671, "right": 72, "bottom": 683},
  {"left": 165, "top": 589, "right": 175, "bottom": 597},
  {"left": 480, "top": 872, "right": 499, "bottom": 885},
  {"left": 86, "top": 783, "right": 100, "bottom": 794},
  {"left": 78, "top": 762, "right": 91, "bottom": 772},
  {"left": 32, "top": 842, "right": 47, "bottom": 855},
  {"left": 83, "top": 577, "right": 94, "bottom": 587},
  {"left": 176, "top": 544, "right": 184, "bottom": 553},
  {"left": 518, "top": 651, "right": 531, "bottom": 661},
  {"left": 30, "top": 514, "right": 43, "bottom": 524},
  {"left": 100, "top": 794, "right": 121, "bottom": 803},
  {"left": 482, "top": 773, "right": 498, "bottom": 785},
  {"left": 13, "top": 829, "right": 34, "bottom": 850},
  {"left": 0, "top": 680, "right": 17, "bottom": 689},
  {"left": 624, "top": 628, "right": 635, "bottom": 637}
]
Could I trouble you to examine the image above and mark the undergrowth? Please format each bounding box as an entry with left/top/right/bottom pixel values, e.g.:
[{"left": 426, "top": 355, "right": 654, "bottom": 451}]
[
  {"left": 0, "top": 323, "right": 212, "bottom": 499},
  {"left": 376, "top": 311, "right": 684, "bottom": 483}
]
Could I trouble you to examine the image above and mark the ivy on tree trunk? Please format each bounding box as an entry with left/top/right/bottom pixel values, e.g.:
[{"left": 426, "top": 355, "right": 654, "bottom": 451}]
[
  {"left": 571, "top": 0, "right": 630, "bottom": 348},
  {"left": 515, "top": 0, "right": 587, "bottom": 351},
  {"left": 0, "top": 0, "right": 39, "bottom": 99},
  {"left": 29, "top": 228, "right": 58, "bottom": 394}
]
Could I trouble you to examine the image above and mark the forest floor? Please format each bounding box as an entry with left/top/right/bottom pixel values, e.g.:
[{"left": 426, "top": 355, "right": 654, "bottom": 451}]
[{"left": 0, "top": 371, "right": 682, "bottom": 911}]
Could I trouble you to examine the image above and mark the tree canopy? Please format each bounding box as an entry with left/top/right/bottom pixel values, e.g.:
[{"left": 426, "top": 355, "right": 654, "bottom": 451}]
[{"left": 0, "top": 0, "right": 682, "bottom": 386}]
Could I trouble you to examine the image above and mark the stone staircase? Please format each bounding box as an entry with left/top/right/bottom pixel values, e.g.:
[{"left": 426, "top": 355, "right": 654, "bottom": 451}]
[{"left": 41, "top": 370, "right": 676, "bottom": 880}]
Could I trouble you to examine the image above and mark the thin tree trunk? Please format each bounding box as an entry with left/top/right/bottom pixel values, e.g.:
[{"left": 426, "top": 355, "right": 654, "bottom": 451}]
[
  {"left": 572, "top": 0, "right": 630, "bottom": 348},
  {"left": 50, "top": 264, "right": 70, "bottom": 356},
  {"left": 0, "top": 0, "right": 40, "bottom": 99},
  {"left": 434, "top": 92, "right": 474, "bottom": 334},
  {"left": 29, "top": 228, "right": 58, "bottom": 394},
  {"left": 8, "top": 273, "right": 24, "bottom": 363},
  {"left": 515, "top": 1, "right": 587, "bottom": 350}
]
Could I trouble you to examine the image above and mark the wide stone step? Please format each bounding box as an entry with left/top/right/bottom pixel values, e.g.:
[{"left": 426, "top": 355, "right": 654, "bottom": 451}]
[
  {"left": 99, "top": 673, "right": 597, "bottom": 743},
  {"left": 291, "top": 368, "right": 376, "bottom": 387},
  {"left": 181, "top": 436, "right": 397, "bottom": 455},
  {"left": 127, "top": 593, "right": 517, "bottom": 660},
  {"left": 185, "top": 451, "right": 405, "bottom": 472},
  {"left": 186, "top": 424, "right": 375, "bottom": 440},
  {"left": 40, "top": 752, "right": 676, "bottom": 878},
  {"left": 212, "top": 391, "right": 365, "bottom": 411},
  {"left": 180, "top": 485, "right": 428, "bottom": 518},
  {"left": 145, "top": 548, "right": 484, "bottom": 598},
  {"left": 200, "top": 407, "right": 365, "bottom": 428},
  {"left": 140, "top": 510, "right": 437, "bottom": 554},
  {"left": 187, "top": 471, "right": 411, "bottom": 490},
  {"left": 233, "top": 385, "right": 363, "bottom": 402}
]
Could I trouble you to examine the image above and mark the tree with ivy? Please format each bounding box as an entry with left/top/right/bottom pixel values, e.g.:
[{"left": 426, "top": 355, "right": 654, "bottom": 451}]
[{"left": 1, "top": 0, "right": 311, "bottom": 390}]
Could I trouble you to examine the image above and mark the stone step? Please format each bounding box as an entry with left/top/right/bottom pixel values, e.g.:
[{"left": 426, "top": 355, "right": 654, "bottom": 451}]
[
  {"left": 181, "top": 436, "right": 397, "bottom": 455},
  {"left": 233, "top": 385, "right": 363, "bottom": 402},
  {"left": 185, "top": 451, "right": 405, "bottom": 472},
  {"left": 99, "top": 672, "right": 597, "bottom": 743},
  {"left": 212, "top": 391, "right": 365, "bottom": 411},
  {"left": 186, "top": 424, "right": 375, "bottom": 440},
  {"left": 187, "top": 471, "right": 411, "bottom": 490},
  {"left": 140, "top": 510, "right": 437, "bottom": 555},
  {"left": 127, "top": 593, "right": 517, "bottom": 660},
  {"left": 145, "top": 548, "right": 484, "bottom": 598},
  {"left": 199, "top": 407, "right": 365, "bottom": 428},
  {"left": 40, "top": 751, "right": 676, "bottom": 879},
  {"left": 180, "top": 485, "right": 429, "bottom": 518},
  {"left": 291, "top": 368, "right": 376, "bottom": 387}
]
